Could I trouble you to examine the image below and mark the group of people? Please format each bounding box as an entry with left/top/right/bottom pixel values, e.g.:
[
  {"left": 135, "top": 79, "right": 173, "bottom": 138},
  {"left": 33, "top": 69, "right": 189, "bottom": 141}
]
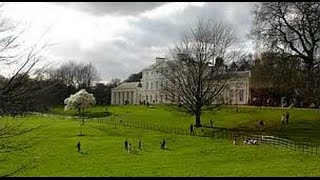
[
  {"left": 124, "top": 139, "right": 143, "bottom": 153},
  {"left": 125, "top": 139, "right": 166, "bottom": 152},
  {"left": 243, "top": 138, "right": 257, "bottom": 145},
  {"left": 281, "top": 111, "right": 290, "bottom": 125}
]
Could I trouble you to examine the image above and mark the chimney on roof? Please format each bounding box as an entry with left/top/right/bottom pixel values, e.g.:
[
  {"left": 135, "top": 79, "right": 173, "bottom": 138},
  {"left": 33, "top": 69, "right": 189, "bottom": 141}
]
[{"left": 156, "top": 57, "right": 165, "bottom": 64}]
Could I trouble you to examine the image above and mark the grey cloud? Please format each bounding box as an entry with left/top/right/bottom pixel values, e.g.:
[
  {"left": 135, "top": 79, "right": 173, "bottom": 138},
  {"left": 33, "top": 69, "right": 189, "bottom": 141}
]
[
  {"left": 49, "top": 39, "right": 162, "bottom": 82},
  {"left": 47, "top": 2, "right": 255, "bottom": 82},
  {"left": 52, "top": 2, "right": 168, "bottom": 16},
  {"left": 124, "top": 2, "right": 254, "bottom": 49}
]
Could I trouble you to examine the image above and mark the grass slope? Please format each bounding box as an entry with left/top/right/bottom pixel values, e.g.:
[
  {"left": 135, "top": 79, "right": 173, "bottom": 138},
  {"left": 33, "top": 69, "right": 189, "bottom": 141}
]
[
  {"left": 50, "top": 105, "right": 320, "bottom": 143},
  {"left": 1, "top": 115, "right": 320, "bottom": 176}
]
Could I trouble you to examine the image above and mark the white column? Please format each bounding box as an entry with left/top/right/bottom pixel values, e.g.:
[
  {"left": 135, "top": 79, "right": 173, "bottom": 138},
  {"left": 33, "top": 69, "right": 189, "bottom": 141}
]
[
  {"left": 119, "top": 92, "right": 123, "bottom": 104},
  {"left": 117, "top": 92, "right": 120, "bottom": 104},
  {"left": 111, "top": 91, "right": 114, "bottom": 105},
  {"left": 112, "top": 92, "right": 115, "bottom": 105}
]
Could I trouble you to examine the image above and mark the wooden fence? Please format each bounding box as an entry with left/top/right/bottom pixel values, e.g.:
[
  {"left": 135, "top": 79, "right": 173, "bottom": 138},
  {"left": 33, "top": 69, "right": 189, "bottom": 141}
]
[
  {"left": 29, "top": 112, "right": 320, "bottom": 156},
  {"left": 79, "top": 116, "right": 320, "bottom": 156},
  {"left": 93, "top": 117, "right": 190, "bottom": 136}
]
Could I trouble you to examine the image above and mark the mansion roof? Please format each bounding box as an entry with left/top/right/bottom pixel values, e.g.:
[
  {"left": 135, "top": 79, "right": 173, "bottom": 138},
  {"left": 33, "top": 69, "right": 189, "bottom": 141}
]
[
  {"left": 142, "top": 60, "right": 167, "bottom": 71},
  {"left": 112, "top": 82, "right": 141, "bottom": 90}
]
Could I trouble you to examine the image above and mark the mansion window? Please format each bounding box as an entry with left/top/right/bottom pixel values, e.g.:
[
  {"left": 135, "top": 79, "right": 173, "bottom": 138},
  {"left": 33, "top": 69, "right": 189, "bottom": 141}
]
[
  {"left": 151, "top": 82, "right": 153, "bottom": 89},
  {"left": 239, "top": 89, "right": 244, "bottom": 102},
  {"left": 156, "top": 81, "right": 158, "bottom": 89},
  {"left": 229, "top": 90, "right": 234, "bottom": 98},
  {"left": 146, "top": 82, "right": 149, "bottom": 90}
]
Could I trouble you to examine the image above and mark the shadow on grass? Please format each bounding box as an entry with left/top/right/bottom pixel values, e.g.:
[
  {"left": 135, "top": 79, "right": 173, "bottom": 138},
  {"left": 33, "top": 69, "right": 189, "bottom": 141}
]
[
  {"left": 79, "top": 151, "right": 88, "bottom": 155},
  {"left": 269, "top": 120, "right": 320, "bottom": 144},
  {"left": 83, "top": 111, "right": 112, "bottom": 118},
  {"left": 230, "top": 118, "right": 320, "bottom": 145},
  {"left": 129, "top": 149, "right": 141, "bottom": 155},
  {"left": 141, "top": 149, "right": 151, "bottom": 152},
  {"left": 75, "top": 134, "right": 100, "bottom": 137},
  {"left": 162, "top": 148, "right": 174, "bottom": 151},
  {"left": 47, "top": 108, "right": 112, "bottom": 119}
]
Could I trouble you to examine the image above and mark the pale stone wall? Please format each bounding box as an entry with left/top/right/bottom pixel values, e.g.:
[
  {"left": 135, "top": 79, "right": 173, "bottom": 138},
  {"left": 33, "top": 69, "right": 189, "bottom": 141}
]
[
  {"left": 111, "top": 82, "right": 142, "bottom": 105},
  {"left": 140, "top": 57, "right": 168, "bottom": 104},
  {"left": 112, "top": 57, "right": 251, "bottom": 105}
]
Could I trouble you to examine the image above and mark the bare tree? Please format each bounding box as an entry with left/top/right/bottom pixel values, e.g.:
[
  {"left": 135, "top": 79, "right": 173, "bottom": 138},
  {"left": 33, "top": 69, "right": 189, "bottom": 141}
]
[
  {"left": 48, "top": 61, "right": 77, "bottom": 87},
  {"left": 158, "top": 19, "right": 238, "bottom": 127},
  {"left": 49, "top": 61, "right": 99, "bottom": 90},
  {"left": 109, "top": 78, "right": 121, "bottom": 87},
  {"left": 0, "top": 3, "right": 45, "bottom": 176},
  {"left": 252, "top": 2, "right": 320, "bottom": 102},
  {"left": 74, "top": 62, "right": 99, "bottom": 89},
  {"left": 0, "top": 3, "right": 48, "bottom": 116}
]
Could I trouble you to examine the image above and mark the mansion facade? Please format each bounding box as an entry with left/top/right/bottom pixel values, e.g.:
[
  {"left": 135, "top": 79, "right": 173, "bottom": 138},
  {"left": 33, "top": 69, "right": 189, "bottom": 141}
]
[{"left": 111, "top": 57, "right": 251, "bottom": 105}]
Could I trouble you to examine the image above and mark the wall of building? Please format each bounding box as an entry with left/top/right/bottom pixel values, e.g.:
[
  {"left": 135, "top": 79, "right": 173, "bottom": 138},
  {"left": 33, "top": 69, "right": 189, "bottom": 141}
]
[{"left": 112, "top": 58, "right": 251, "bottom": 105}]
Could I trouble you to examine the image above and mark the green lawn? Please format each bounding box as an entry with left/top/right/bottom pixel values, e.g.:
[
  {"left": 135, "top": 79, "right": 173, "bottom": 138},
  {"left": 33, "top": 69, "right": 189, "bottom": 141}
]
[
  {"left": 2, "top": 115, "right": 320, "bottom": 176},
  {"left": 49, "top": 105, "right": 320, "bottom": 143}
]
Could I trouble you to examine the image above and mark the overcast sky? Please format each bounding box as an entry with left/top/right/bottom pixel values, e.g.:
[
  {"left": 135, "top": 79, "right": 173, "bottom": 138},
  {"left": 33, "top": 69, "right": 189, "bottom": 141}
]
[{"left": 2, "top": 2, "right": 255, "bottom": 83}]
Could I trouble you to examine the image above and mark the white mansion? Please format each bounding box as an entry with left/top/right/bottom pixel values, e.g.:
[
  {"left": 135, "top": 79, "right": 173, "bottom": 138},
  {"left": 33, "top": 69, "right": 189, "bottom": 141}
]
[{"left": 111, "top": 57, "right": 251, "bottom": 105}]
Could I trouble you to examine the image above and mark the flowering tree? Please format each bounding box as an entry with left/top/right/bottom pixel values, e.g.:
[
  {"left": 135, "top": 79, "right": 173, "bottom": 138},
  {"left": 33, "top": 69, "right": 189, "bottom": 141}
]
[{"left": 64, "top": 89, "right": 96, "bottom": 135}]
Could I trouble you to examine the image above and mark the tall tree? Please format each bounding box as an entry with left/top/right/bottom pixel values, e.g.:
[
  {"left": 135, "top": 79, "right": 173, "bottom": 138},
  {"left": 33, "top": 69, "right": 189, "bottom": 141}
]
[
  {"left": 109, "top": 78, "right": 121, "bottom": 87},
  {"left": 0, "top": 3, "right": 45, "bottom": 176},
  {"left": 159, "top": 19, "right": 238, "bottom": 127},
  {"left": 251, "top": 51, "right": 304, "bottom": 104},
  {"left": 91, "top": 83, "right": 108, "bottom": 105},
  {"left": 74, "top": 62, "right": 99, "bottom": 89},
  {"left": 252, "top": 2, "right": 320, "bottom": 101},
  {"left": 237, "top": 54, "right": 254, "bottom": 71},
  {"left": 49, "top": 61, "right": 99, "bottom": 90},
  {"left": 124, "top": 72, "right": 142, "bottom": 83}
]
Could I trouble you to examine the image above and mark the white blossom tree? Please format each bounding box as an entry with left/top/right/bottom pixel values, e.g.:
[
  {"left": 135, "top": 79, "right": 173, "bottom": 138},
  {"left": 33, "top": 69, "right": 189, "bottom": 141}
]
[{"left": 64, "top": 89, "right": 96, "bottom": 135}]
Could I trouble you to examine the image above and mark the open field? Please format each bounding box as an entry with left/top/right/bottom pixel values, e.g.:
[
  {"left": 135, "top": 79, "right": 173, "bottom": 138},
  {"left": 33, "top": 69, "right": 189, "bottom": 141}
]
[
  {"left": 49, "top": 105, "right": 320, "bottom": 143},
  {"left": 2, "top": 115, "right": 320, "bottom": 176}
]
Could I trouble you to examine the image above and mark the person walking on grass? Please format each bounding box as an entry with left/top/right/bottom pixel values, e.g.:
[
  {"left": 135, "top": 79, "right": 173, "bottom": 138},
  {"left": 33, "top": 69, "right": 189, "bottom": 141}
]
[
  {"left": 160, "top": 139, "right": 166, "bottom": 149},
  {"left": 281, "top": 113, "right": 286, "bottom": 125},
  {"left": 259, "top": 120, "right": 265, "bottom": 130},
  {"left": 285, "top": 111, "right": 290, "bottom": 124},
  {"left": 138, "top": 139, "right": 142, "bottom": 150},
  {"left": 128, "top": 143, "right": 131, "bottom": 153},
  {"left": 76, "top": 141, "right": 81, "bottom": 152},
  {"left": 190, "top": 123, "right": 194, "bottom": 135},
  {"left": 124, "top": 139, "right": 128, "bottom": 150}
]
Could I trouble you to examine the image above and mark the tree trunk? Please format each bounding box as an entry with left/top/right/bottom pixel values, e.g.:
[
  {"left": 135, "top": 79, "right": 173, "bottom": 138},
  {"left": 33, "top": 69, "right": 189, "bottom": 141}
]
[
  {"left": 195, "top": 104, "right": 201, "bottom": 127},
  {"left": 195, "top": 113, "right": 201, "bottom": 127},
  {"left": 305, "top": 61, "right": 315, "bottom": 103},
  {"left": 80, "top": 124, "right": 83, "bottom": 136}
]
